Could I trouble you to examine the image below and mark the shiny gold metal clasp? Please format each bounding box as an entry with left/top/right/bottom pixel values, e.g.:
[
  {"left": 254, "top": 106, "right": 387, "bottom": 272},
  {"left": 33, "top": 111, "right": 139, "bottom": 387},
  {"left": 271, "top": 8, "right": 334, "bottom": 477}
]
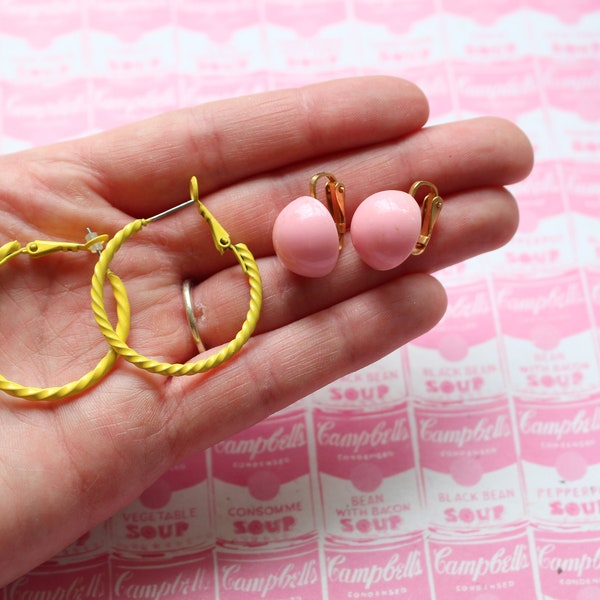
[
  {"left": 409, "top": 181, "right": 443, "bottom": 255},
  {"left": 309, "top": 172, "right": 346, "bottom": 250}
]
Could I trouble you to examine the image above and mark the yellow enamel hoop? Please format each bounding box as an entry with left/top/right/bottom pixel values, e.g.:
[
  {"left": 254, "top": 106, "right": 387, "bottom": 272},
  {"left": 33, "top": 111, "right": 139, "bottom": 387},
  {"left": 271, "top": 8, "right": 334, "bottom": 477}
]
[
  {"left": 0, "top": 234, "right": 131, "bottom": 401},
  {"left": 90, "top": 177, "right": 262, "bottom": 376}
]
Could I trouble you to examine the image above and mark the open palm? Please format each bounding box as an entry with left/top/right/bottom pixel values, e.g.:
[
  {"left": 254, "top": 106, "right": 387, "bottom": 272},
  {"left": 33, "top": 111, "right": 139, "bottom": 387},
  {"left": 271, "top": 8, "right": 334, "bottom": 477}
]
[{"left": 0, "top": 77, "right": 532, "bottom": 584}]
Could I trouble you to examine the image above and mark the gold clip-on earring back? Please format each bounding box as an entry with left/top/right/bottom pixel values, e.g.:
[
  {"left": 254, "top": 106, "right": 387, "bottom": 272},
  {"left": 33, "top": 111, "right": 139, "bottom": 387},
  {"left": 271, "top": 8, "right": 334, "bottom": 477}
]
[
  {"left": 409, "top": 180, "right": 443, "bottom": 256},
  {"left": 0, "top": 232, "right": 131, "bottom": 401},
  {"left": 90, "top": 176, "right": 263, "bottom": 376},
  {"left": 309, "top": 172, "right": 346, "bottom": 251}
]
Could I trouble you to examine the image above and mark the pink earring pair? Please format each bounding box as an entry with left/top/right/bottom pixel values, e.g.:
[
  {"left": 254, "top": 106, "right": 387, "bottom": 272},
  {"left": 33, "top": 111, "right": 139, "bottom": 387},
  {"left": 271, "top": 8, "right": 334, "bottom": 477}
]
[{"left": 272, "top": 172, "right": 443, "bottom": 278}]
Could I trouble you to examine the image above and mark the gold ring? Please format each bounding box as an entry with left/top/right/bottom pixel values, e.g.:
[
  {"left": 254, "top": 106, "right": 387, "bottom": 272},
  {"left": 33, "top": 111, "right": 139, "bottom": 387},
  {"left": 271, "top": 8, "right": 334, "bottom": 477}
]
[{"left": 182, "top": 279, "right": 205, "bottom": 351}]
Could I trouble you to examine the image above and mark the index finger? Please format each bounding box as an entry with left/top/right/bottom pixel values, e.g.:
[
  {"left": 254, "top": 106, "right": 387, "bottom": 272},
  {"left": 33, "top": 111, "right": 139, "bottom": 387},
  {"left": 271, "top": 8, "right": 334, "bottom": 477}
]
[{"left": 73, "top": 76, "right": 429, "bottom": 216}]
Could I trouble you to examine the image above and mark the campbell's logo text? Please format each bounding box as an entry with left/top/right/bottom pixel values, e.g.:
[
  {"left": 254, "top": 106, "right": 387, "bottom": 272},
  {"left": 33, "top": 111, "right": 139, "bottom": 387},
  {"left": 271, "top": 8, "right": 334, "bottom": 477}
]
[
  {"left": 434, "top": 543, "right": 530, "bottom": 582},
  {"left": 420, "top": 415, "right": 511, "bottom": 448},
  {"left": 327, "top": 551, "right": 423, "bottom": 590},
  {"left": 214, "top": 424, "right": 306, "bottom": 460},
  {"left": 9, "top": 573, "right": 106, "bottom": 600},
  {"left": 114, "top": 568, "right": 209, "bottom": 599},
  {"left": 537, "top": 543, "right": 600, "bottom": 577},
  {"left": 446, "top": 292, "right": 492, "bottom": 320},
  {"left": 317, "top": 418, "right": 409, "bottom": 453},
  {"left": 221, "top": 559, "right": 318, "bottom": 598},
  {"left": 496, "top": 283, "right": 583, "bottom": 315},
  {"left": 520, "top": 408, "right": 600, "bottom": 440},
  {"left": 458, "top": 73, "right": 538, "bottom": 100}
]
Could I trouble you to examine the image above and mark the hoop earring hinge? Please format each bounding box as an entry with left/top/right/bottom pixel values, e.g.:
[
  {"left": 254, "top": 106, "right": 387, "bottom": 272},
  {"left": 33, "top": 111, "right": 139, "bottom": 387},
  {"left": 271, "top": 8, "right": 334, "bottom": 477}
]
[
  {"left": 0, "top": 233, "right": 109, "bottom": 267},
  {"left": 190, "top": 175, "right": 253, "bottom": 273}
]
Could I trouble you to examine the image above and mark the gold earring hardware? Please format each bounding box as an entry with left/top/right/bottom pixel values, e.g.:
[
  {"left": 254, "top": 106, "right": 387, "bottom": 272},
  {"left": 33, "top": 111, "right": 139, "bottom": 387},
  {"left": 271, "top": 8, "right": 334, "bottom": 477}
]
[
  {"left": 409, "top": 180, "right": 443, "bottom": 255},
  {"left": 309, "top": 172, "right": 346, "bottom": 251}
]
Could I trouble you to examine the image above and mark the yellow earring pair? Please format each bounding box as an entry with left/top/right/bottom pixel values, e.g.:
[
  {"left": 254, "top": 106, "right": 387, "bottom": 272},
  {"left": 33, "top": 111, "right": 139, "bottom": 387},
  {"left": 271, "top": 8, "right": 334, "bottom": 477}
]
[{"left": 0, "top": 177, "right": 262, "bottom": 401}]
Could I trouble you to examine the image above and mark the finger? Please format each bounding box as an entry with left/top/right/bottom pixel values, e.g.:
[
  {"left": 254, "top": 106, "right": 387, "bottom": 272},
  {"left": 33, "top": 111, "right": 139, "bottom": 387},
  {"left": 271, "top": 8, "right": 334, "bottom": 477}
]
[
  {"left": 95, "top": 115, "right": 527, "bottom": 363},
  {"left": 99, "top": 182, "right": 512, "bottom": 365},
  {"left": 172, "top": 186, "right": 516, "bottom": 354},
  {"left": 155, "top": 115, "right": 532, "bottom": 267},
  {"left": 74, "top": 76, "right": 429, "bottom": 216},
  {"left": 406, "top": 186, "right": 520, "bottom": 272},
  {"left": 164, "top": 273, "right": 447, "bottom": 452}
]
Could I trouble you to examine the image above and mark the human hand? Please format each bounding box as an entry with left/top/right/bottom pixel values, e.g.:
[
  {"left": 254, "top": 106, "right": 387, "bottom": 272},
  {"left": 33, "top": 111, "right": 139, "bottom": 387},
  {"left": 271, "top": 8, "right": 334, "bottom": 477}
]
[{"left": 0, "top": 76, "right": 532, "bottom": 583}]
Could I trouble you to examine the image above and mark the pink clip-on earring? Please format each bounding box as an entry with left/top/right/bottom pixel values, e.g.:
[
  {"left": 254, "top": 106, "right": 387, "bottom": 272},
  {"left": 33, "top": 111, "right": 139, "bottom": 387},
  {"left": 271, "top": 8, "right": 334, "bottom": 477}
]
[
  {"left": 351, "top": 180, "right": 443, "bottom": 270},
  {"left": 272, "top": 172, "right": 346, "bottom": 278},
  {"left": 273, "top": 174, "right": 442, "bottom": 277}
]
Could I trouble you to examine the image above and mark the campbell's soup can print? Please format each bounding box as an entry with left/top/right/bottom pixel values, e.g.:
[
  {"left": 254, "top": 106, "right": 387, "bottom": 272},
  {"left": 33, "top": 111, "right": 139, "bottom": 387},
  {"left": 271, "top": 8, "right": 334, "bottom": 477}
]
[
  {"left": 528, "top": 0, "right": 596, "bottom": 24},
  {"left": 452, "top": 59, "right": 541, "bottom": 122},
  {"left": 0, "top": 0, "right": 82, "bottom": 47},
  {"left": 216, "top": 540, "right": 321, "bottom": 599},
  {"left": 407, "top": 280, "right": 505, "bottom": 401},
  {"left": 493, "top": 270, "right": 600, "bottom": 395},
  {"left": 111, "top": 451, "right": 212, "bottom": 556},
  {"left": 49, "top": 522, "right": 108, "bottom": 564},
  {"left": 496, "top": 161, "right": 573, "bottom": 273},
  {"left": 534, "top": 525, "right": 600, "bottom": 600},
  {"left": 6, "top": 555, "right": 109, "bottom": 600},
  {"left": 442, "top": 0, "right": 515, "bottom": 26},
  {"left": 211, "top": 409, "right": 315, "bottom": 547},
  {"left": 310, "top": 348, "right": 406, "bottom": 409},
  {"left": 87, "top": 0, "right": 171, "bottom": 42},
  {"left": 563, "top": 161, "right": 600, "bottom": 266},
  {"left": 539, "top": 57, "right": 600, "bottom": 123},
  {"left": 91, "top": 74, "right": 178, "bottom": 130},
  {"left": 3, "top": 79, "right": 90, "bottom": 147},
  {"left": 324, "top": 532, "right": 432, "bottom": 598},
  {"left": 263, "top": 0, "right": 346, "bottom": 37},
  {"left": 111, "top": 549, "right": 215, "bottom": 600},
  {"left": 428, "top": 523, "right": 538, "bottom": 599},
  {"left": 584, "top": 269, "right": 600, "bottom": 343},
  {"left": 354, "top": 0, "right": 437, "bottom": 34},
  {"left": 176, "top": 0, "right": 261, "bottom": 42},
  {"left": 415, "top": 397, "right": 523, "bottom": 529},
  {"left": 313, "top": 405, "right": 422, "bottom": 541},
  {"left": 516, "top": 394, "right": 600, "bottom": 524}
]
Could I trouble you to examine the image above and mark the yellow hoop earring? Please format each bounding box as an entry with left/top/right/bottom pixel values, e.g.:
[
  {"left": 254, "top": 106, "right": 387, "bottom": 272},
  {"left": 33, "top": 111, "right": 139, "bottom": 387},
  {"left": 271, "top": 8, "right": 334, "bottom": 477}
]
[
  {"left": 0, "top": 232, "right": 131, "bottom": 401},
  {"left": 91, "top": 176, "right": 263, "bottom": 376}
]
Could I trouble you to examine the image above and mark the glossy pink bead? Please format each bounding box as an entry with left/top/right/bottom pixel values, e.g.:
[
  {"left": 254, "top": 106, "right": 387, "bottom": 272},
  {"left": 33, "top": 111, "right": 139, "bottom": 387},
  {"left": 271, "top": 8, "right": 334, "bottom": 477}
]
[
  {"left": 351, "top": 190, "right": 421, "bottom": 270},
  {"left": 273, "top": 196, "right": 340, "bottom": 277}
]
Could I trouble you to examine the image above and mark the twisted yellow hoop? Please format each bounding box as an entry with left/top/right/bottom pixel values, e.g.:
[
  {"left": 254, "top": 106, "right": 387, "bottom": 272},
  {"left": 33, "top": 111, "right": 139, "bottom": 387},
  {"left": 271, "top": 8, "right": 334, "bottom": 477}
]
[
  {"left": 0, "top": 233, "right": 131, "bottom": 401},
  {"left": 90, "top": 177, "right": 263, "bottom": 376}
]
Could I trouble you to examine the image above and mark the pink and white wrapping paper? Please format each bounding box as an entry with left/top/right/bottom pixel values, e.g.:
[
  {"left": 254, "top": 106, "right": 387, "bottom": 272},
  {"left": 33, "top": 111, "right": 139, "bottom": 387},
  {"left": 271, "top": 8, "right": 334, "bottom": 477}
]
[{"left": 2, "top": 1, "right": 600, "bottom": 598}]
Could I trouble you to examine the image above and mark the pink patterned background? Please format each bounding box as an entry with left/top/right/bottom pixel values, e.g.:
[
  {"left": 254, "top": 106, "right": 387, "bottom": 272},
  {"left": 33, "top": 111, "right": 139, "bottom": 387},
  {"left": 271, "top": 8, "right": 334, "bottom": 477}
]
[{"left": 2, "top": 1, "right": 600, "bottom": 598}]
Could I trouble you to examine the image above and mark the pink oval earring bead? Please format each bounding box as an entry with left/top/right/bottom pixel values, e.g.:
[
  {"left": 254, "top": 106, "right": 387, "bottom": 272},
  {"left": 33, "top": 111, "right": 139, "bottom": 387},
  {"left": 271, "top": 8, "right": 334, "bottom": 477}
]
[
  {"left": 272, "top": 196, "right": 340, "bottom": 277},
  {"left": 351, "top": 190, "right": 422, "bottom": 271}
]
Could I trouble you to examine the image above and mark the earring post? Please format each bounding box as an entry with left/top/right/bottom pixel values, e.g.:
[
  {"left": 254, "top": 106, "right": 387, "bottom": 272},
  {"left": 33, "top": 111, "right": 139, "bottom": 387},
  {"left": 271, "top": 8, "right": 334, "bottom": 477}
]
[{"left": 147, "top": 198, "right": 195, "bottom": 223}]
